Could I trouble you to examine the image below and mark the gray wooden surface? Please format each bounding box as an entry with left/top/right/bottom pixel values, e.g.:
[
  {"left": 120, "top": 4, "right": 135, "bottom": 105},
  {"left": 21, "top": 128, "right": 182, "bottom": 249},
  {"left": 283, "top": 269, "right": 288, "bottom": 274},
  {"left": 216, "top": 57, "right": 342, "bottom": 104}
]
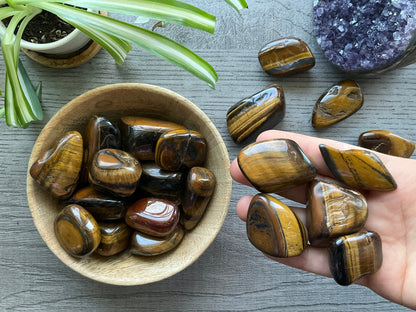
[{"left": 1, "top": 1, "right": 414, "bottom": 311}]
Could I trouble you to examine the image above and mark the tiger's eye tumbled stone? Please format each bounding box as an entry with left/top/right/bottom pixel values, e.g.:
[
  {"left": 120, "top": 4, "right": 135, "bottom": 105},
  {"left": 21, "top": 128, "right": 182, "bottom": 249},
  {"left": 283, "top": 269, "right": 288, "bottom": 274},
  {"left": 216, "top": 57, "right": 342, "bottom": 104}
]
[
  {"left": 54, "top": 204, "right": 101, "bottom": 257},
  {"left": 155, "top": 129, "right": 207, "bottom": 171},
  {"left": 130, "top": 225, "right": 185, "bottom": 256},
  {"left": 320, "top": 144, "right": 397, "bottom": 191},
  {"left": 359, "top": 130, "right": 415, "bottom": 158},
  {"left": 96, "top": 222, "right": 132, "bottom": 257},
  {"left": 226, "top": 84, "right": 285, "bottom": 144},
  {"left": 120, "top": 116, "right": 186, "bottom": 161},
  {"left": 182, "top": 167, "right": 216, "bottom": 230},
  {"left": 238, "top": 139, "right": 317, "bottom": 193},
  {"left": 329, "top": 231, "right": 383, "bottom": 286},
  {"left": 125, "top": 198, "right": 180, "bottom": 237},
  {"left": 258, "top": 37, "right": 315, "bottom": 76},
  {"left": 89, "top": 149, "right": 142, "bottom": 197},
  {"left": 312, "top": 80, "right": 363, "bottom": 129},
  {"left": 30, "top": 131, "right": 83, "bottom": 199},
  {"left": 62, "top": 186, "right": 126, "bottom": 221},
  {"left": 80, "top": 115, "right": 121, "bottom": 184},
  {"left": 307, "top": 179, "right": 368, "bottom": 247},
  {"left": 247, "top": 194, "right": 307, "bottom": 257}
]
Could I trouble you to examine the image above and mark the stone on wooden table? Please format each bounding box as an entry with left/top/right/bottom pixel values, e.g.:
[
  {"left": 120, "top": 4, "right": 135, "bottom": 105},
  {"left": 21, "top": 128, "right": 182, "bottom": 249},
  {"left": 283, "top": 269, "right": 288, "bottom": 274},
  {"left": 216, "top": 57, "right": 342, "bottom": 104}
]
[
  {"left": 319, "top": 144, "right": 397, "bottom": 191},
  {"left": 258, "top": 37, "right": 315, "bottom": 76},
  {"left": 358, "top": 130, "right": 415, "bottom": 158},
  {"left": 306, "top": 179, "right": 367, "bottom": 247},
  {"left": 246, "top": 194, "right": 307, "bottom": 258},
  {"left": 96, "top": 222, "right": 132, "bottom": 257},
  {"left": 226, "top": 84, "right": 285, "bottom": 144},
  {"left": 312, "top": 80, "right": 363, "bottom": 129}
]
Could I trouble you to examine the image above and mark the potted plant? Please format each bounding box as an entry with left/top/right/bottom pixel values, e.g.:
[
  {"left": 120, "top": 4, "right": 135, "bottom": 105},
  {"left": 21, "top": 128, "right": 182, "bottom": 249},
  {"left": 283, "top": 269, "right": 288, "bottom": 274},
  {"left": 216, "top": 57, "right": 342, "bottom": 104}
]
[{"left": 0, "top": 0, "right": 248, "bottom": 128}]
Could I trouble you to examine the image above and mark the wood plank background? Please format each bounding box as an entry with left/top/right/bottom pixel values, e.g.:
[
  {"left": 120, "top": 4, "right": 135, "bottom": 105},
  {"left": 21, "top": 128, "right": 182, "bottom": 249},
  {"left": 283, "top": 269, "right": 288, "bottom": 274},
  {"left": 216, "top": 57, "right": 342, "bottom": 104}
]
[{"left": 1, "top": 1, "right": 414, "bottom": 311}]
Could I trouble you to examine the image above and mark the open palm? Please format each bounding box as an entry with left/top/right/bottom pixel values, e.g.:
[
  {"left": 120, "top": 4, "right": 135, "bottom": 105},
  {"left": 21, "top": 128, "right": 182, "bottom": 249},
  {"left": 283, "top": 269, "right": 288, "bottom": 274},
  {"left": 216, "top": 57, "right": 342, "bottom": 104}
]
[{"left": 230, "top": 130, "right": 416, "bottom": 310}]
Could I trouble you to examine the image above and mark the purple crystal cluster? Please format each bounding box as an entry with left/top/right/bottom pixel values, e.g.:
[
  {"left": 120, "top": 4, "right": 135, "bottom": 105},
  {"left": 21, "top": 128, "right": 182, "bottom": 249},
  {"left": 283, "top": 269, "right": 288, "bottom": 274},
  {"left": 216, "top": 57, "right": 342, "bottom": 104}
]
[{"left": 313, "top": 0, "right": 416, "bottom": 72}]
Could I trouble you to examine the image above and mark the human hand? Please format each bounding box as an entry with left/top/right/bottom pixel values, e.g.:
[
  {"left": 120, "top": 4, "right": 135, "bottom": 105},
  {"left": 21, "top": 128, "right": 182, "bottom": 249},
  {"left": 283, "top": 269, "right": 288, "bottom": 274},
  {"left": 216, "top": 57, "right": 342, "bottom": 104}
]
[{"left": 230, "top": 130, "right": 416, "bottom": 310}]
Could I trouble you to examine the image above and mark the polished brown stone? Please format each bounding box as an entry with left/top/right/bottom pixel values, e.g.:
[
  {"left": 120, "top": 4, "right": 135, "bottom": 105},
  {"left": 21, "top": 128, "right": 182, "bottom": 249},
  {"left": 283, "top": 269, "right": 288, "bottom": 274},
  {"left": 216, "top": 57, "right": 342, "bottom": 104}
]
[
  {"left": 226, "top": 84, "right": 285, "bottom": 144},
  {"left": 30, "top": 131, "right": 83, "bottom": 199},
  {"left": 329, "top": 231, "right": 383, "bottom": 286},
  {"left": 246, "top": 194, "right": 307, "bottom": 257},
  {"left": 258, "top": 37, "right": 315, "bottom": 76},
  {"left": 312, "top": 80, "right": 363, "bottom": 129},
  {"left": 89, "top": 149, "right": 142, "bottom": 197},
  {"left": 125, "top": 198, "right": 180, "bottom": 237},
  {"left": 359, "top": 130, "right": 415, "bottom": 158},
  {"left": 96, "top": 222, "right": 132, "bottom": 257},
  {"left": 62, "top": 186, "right": 126, "bottom": 221},
  {"left": 54, "top": 204, "right": 101, "bottom": 257},
  {"left": 306, "top": 179, "right": 368, "bottom": 247},
  {"left": 155, "top": 129, "right": 207, "bottom": 171},
  {"left": 130, "top": 225, "right": 185, "bottom": 256},
  {"left": 120, "top": 116, "right": 186, "bottom": 161},
  {"left": 238, "top": 139, "right": 317, "bottom": 193},
  {"left": 182, "top": 167, "right": 216, "bottom": 230},
  {"left": 320, "top": 144, "right": 397, "bottom": 191}
]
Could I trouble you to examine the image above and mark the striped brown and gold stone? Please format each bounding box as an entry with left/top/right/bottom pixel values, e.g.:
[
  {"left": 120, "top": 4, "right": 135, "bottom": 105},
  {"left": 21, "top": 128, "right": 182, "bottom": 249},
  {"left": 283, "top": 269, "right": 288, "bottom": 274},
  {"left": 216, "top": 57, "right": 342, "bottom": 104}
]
[
  {"left": 329, "top": 231, "right": 383, "bottom": 286},
  {"left": 306, "top": 179, "right": 368, "bottom": 247},
  {"left": 359, "top": 130, "right": 415, "bottom": 158},
  {"left": 319, "top": 144, "right": 397, "bottom": 191},
  {"left": 246, "top": 194, "right": 307, "bottom": 258},
  {"left": 312, "top": 80, "right": 363, "bottom": 129},
  {"left": 258, "top": 37, "right": 315, "bottom": 76},
  {"left": 238, "top": 139, "right": 317, "bottom": 193},
  {"left": 96, "top": 222, "right": 132, "bottom": 257},
  {"left": 30, "top": 131, "right": 83, "bottom": 199},
  {"left": 226, "top": 84, "right": 285, "bottom": 144}
]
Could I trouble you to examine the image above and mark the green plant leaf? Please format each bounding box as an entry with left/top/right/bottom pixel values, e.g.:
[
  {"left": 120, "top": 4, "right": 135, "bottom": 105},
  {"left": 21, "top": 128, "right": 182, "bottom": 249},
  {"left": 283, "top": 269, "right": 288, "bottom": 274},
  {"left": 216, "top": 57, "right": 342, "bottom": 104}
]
[
  {"left": 17, "top": 59, "right": 43, "bottom": 120},
  {"left": 36, "top": 3, "right": 218, "bottom": 87},
  {"left": 0, "top": 108, "right": 4, "bottom": 119},
  {"left": 223, "top": 0, "right": 248, "bottom": 12},
  {"left": 67, "top": 0, "right": 216, "bottom": 33}
]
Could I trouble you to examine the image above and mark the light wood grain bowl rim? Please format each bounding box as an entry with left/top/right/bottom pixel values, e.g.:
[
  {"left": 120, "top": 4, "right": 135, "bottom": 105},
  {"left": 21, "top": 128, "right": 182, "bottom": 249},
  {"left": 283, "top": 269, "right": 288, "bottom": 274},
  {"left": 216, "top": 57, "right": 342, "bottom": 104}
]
[{"left": 26, "top": 83, "right": 231, "bottom": 285}]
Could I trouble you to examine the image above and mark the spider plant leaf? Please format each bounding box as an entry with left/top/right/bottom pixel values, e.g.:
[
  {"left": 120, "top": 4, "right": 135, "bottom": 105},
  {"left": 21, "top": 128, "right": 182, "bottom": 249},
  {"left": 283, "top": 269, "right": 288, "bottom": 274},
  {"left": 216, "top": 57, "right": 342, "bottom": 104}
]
[
  {"left": 67, "top": 0, "right": 216, "bottom": 33},
  {"left": 17, "top": 59, "right": 43, "bottom": 120},
  {"left": 36, "top": 3, "right": 218, "bottom": 87},
  {"left": 223, "top": 0, "right": 248, "bottom": 12},
  {"left": 0, "top": 108, "right": 4, "bottom": 119}
]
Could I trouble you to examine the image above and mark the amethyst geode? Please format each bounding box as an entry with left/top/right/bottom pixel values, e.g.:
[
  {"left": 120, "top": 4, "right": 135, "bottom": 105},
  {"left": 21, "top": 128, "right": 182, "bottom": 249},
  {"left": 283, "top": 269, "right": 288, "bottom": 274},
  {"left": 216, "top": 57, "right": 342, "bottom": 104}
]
[{"left": 313, "top": 0, "right": 416, "bottom": 73}]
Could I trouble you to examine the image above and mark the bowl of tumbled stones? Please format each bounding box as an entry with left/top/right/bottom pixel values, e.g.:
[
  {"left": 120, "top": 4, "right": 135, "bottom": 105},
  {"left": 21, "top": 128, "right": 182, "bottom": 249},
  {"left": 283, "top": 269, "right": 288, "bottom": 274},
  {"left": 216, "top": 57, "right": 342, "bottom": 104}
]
[{"left": 27, "top": 83, "right": 231, "bottom": 285}]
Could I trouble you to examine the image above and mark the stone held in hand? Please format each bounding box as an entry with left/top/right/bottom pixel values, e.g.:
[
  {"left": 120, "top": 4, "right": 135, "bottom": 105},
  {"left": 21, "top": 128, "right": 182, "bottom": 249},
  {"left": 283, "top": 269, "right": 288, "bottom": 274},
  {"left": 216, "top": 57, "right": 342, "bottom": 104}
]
[
  {"left": 258, "top": 37, "right": 315, "bottom": 76},
  {"left": 312, "top": 80, "right": 363, "bottom": 129},
  {"left": 329, "top": 231, "right": 383, "bottom": 286},
  {"left": 226, "top": 84, "right": 286, "bottom": 144},
  {"left": 306, "top": 179, "right": 368, "bottom": 247},
  {"left": 319, "top": 144, "right": 397, "bottom": 191},
  {"left": 358, "top": 130, "right": 415, "bottom": 158},
  {"left": 30, "top": 131, "right": 83, "bottom": 199},
  {"left": 246, "top": 194, "right": 307, "bottom": 258},
  {"left": 238, "top": 139, "right": 317, "bottom": 193}
]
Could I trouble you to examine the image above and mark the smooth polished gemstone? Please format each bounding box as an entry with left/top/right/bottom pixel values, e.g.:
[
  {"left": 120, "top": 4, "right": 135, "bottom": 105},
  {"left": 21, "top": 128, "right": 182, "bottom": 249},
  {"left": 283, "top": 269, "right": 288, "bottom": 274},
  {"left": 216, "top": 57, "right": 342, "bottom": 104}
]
[
  {"left": 182, "top": 167, "right": 216, "bottom": 230},
  {"left": 247, "top": 194, "right": 307, "bottom": 257},
  {"left": 306, "top": 179, "right": 368, "bottom": 247},
  {"left": 80, "top": 115, "right": 121, "bottom": 184},
  {"left": 125, "top": 198, "right": 180, "bottom": 237},
  {"left": 226, "top": 84, "right": 285, "bottom": 144},
  {"left": 320, "top": 144, "right": 397, "bottom": 191},
  {"left": 89, "top": 149, "right": 142, "bottom": 197},
  {"left": 238, "top": 139, "right": 317, "bottom": 193},
  {"left": 359, "top": 130, "right": 415, "bottom": 158},
  {"left": 54, "top": 204, "right": 101, "bottom": 257},
  {"left": 62, "top": 186, "right": 126, "bottom": 221},
  {"left": 155, "top": 129, "right": 207, "bottom": 171},
  {"left": 258, "top": 37, "right": 315, "bottom": 76},
  {"left": 30, "top": 131, "right": 83, "bottom": 199},
  {"left": 130, "top": 225, "right": 185, "bottom": 256},
  {"left": 96, "top": 222, "right": 132, "bottom": 257},
  {"left": 329, "top": 231, "right": 383, "bottom": 286},
  {"left": 120, "top": 116, "right": 186, "bottom": 161},
  {"left": 312, "top": 80, "right": 363, "bottom": 129}
]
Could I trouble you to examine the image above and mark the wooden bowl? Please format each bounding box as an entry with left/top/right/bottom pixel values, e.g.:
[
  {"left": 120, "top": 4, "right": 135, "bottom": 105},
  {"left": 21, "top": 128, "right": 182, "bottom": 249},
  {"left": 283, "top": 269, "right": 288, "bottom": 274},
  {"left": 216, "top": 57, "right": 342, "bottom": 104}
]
[{"left": 27, "top": 83, "right": 231, "bottom": 285}]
